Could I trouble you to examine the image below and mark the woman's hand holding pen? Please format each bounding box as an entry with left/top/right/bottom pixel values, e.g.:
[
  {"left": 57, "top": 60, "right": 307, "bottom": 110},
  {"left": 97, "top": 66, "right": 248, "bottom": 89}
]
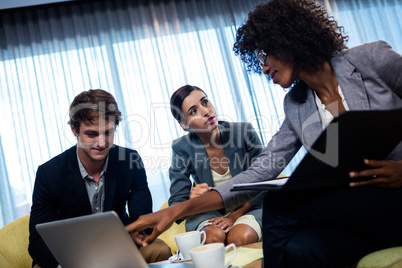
[
  {"left": 190, "top": 183, "right": 212, "bottom": 199},
  {"left": 349, "top": 159, "right": 402, "bottom": 188}
]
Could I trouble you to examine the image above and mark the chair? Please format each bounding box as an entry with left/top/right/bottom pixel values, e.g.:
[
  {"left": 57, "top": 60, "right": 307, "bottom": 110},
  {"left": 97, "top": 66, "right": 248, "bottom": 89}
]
[
  {"left": 0, "top": 215, "right": 32, "bottom": 268},
  {"left": 356, "top": 247, "right": 402, "bottom": 268},
  {"left": 157, "top": 200, "right": 186, "bottom": 255}
]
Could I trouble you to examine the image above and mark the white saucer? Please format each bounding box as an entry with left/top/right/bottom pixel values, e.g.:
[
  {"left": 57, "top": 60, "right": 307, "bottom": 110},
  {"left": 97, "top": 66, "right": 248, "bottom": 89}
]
[{"left": 168, "top": 253, "right": 191, "bottom": 263}]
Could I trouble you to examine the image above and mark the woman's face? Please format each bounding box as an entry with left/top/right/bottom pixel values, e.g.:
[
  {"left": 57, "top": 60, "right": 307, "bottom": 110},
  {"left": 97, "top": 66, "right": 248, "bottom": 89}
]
[
  {"left": 180, "top": 90, "right": 218, "bottom": 133},
  {"left": 262, "top": 55, "right": 300, "bottom": 88}
]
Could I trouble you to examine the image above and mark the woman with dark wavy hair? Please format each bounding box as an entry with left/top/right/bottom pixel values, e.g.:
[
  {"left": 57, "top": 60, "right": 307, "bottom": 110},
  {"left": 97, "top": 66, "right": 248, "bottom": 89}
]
[
  {"left": 168, "top": 85, "right": 264, "bottom": 247},
  {"left": 126, "top": 1, "right": 402, "bottom": 267}
]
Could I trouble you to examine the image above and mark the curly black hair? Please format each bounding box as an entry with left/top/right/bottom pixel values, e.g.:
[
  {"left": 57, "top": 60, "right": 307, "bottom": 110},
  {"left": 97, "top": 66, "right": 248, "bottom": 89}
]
[{"left": 233, "top": 0, "right": 348, "bottom": 74}]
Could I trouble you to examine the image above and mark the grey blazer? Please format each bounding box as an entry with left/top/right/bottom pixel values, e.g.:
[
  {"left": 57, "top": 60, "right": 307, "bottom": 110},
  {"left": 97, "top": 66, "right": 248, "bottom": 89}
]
[
  {"left": 216, "top": 40, "right": 402, "bottom": 212},
  {"left": 169, "top": 121, "right": 264, "bottom": 231}
]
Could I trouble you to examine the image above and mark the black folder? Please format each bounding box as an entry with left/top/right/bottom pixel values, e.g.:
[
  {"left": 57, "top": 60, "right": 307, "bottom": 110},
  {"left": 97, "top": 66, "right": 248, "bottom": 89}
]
[{"left": 231, "top": 109, "right": 402, "bottom": 192}]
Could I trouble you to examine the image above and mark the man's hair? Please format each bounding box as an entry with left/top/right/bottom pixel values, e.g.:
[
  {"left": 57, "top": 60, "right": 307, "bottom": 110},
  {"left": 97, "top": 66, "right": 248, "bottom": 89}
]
[
  {"left": 233, "top": 0, "right": 348, "bottom": 74},
  {"left": 170, "top": 85, "right": 207, "bottom": 122},
  {"left": 68, "top": 89, "right": 122, "bottom": 133}
]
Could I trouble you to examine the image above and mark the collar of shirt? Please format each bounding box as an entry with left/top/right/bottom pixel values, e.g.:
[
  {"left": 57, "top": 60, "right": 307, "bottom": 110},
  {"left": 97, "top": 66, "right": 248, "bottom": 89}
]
[
  {"left": 313, "top": 85, "right": 350, "bottom": 129},
  {"left": 76, "top": 147, "right": 109, "bottom": 180}
]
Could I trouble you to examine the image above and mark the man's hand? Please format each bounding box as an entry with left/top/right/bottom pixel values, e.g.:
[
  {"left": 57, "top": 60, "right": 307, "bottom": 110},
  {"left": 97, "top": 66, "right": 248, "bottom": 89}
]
[
  {"left": 190, "top": 183, "right": 212, "bottom": 199},
  {"left": 133, "top": 231, "right": 148, "bottom": 246},
  {"left": 349, "top": 159, "right": 402, "bottom": 188}
]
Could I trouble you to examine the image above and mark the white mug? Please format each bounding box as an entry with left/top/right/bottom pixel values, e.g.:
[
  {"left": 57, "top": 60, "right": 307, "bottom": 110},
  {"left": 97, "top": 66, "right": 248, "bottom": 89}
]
[
  {"left": 174, "top": 230, "right": 206, "bottom": 260},
  {"left": 190, "top": 242, "right": 236, "bottom": 268}
]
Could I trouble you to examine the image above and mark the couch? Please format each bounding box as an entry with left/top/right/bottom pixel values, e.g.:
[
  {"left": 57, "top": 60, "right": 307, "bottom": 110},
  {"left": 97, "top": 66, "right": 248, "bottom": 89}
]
[
  {"left": 156, "top": 200, "right": 186, "bottom": 255},
  {"left": 0, "top": 215, "right": 32, "bottom": 268}
]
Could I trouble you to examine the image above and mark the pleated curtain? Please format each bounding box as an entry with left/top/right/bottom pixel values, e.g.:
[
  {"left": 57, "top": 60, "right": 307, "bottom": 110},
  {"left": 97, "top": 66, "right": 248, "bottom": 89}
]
[{"left": 0, "top": 0, "right": 400, "bottom": 227}]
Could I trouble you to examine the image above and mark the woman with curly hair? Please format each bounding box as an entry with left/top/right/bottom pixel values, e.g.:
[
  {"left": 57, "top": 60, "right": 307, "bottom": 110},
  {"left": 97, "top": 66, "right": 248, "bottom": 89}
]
[{"left": 126, "top": 0, "right": 402, "bottom": 267}]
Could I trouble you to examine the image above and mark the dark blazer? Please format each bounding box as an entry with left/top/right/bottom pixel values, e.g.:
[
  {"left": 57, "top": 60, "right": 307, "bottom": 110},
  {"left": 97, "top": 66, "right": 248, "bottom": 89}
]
[
  {"left": 216, "top": 40, "right": 402, "bottom": 212},
  {"left": 168, "top": 121, "right": 264, "bottom": 231},
  {"left": 28, "top": 145, "right": 152, "bottom": 268}
]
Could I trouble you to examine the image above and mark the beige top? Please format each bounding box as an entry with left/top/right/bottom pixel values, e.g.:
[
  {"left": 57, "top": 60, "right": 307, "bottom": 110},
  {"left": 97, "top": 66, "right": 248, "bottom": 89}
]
[{"left": 211, "top": 167, "right": 232, "bottom": 186}]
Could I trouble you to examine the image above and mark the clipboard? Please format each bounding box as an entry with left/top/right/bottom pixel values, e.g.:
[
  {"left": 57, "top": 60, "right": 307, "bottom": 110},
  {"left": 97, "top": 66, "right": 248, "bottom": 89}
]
[{"left": 231, "top": 109, "right": 402, "bottom": 192}]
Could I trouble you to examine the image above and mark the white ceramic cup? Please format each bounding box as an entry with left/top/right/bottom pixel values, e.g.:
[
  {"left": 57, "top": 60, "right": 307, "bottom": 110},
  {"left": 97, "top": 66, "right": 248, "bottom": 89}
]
[
  {"left": 174, "top": 230, "right": 207, "bottom": 260},
  {"left": 190, "top": 242, "right": 236, "bottom": 268}
]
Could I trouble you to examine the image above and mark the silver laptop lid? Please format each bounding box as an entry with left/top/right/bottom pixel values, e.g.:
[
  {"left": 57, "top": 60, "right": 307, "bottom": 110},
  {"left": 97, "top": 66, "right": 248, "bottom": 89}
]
[{"left": 36, "top": 211, "right": 148, "bottom": 268}]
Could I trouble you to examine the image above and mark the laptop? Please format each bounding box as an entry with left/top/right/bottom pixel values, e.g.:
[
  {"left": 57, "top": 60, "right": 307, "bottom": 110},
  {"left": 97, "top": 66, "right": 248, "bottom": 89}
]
[
  {"left": 36, "top": 211, "right": 194, "bottom": 268},
  {"left": 231, "top": 109, "right": 402, "bottom": 192}
]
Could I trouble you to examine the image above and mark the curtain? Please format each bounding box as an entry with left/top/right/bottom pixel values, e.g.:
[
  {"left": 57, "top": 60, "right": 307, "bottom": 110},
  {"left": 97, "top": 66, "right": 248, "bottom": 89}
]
[
  {"left": 0, "top": 0, "right": 401, "bottom": 228},
  {"left": 325, "top": 0, "right": 402, "bottom": 53}
]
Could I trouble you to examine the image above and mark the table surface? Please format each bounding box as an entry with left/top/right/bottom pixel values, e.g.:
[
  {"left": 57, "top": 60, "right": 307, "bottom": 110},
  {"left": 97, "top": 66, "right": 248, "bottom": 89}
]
[
  {"left": 153, "top": 242, "right": 262, "bottom": 268},
  {"left": 237, "top": 242, "right": 262, "bottom": 268},
  {"left": 34, "top": 243, "right": 263, "bottom": 268}
]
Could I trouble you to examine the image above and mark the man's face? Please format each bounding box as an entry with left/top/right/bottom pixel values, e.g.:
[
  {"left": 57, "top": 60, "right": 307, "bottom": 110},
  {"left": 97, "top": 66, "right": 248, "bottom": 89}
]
[{"left": 72, "top": 119, "right": 115, "bottom": 164}]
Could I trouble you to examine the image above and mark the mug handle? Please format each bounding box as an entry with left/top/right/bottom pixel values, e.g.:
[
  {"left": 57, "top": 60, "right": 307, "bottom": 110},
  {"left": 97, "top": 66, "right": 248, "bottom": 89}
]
[
  {"left": 199, "top": 230, "right": 207, "bottom": 245},
  {"left": 224, "top": 243, "right": 236, "bottom": 268}
]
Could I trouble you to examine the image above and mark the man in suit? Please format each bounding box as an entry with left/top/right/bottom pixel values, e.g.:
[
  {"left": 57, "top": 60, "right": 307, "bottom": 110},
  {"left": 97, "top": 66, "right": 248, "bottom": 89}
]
[{"left": 28, "top": 89, "right": 171, "bottom": 268}]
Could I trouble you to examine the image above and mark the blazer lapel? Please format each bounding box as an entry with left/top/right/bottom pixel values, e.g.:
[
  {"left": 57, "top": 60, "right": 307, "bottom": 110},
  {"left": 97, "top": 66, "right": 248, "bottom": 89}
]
[
  {"left": 297, "top": 87, "right": 323, "bottom": 148},
  {"left": 104, "top": 146, "right": 118, "bottom": 211},
  {"left": 190, "top": 133, "right": 215, "bottom": 186},
  {"left": 331, "top": 53, "right": 370, "bottom": 110},
  {"left": 281, "top": 53, "right": 370, "bottom": 152},
  {"left": 67, "top": 146, "right": 92, "bottom": 214},
  {"left": 220, "top": 123, "right": 242, "bottom": 175}
]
